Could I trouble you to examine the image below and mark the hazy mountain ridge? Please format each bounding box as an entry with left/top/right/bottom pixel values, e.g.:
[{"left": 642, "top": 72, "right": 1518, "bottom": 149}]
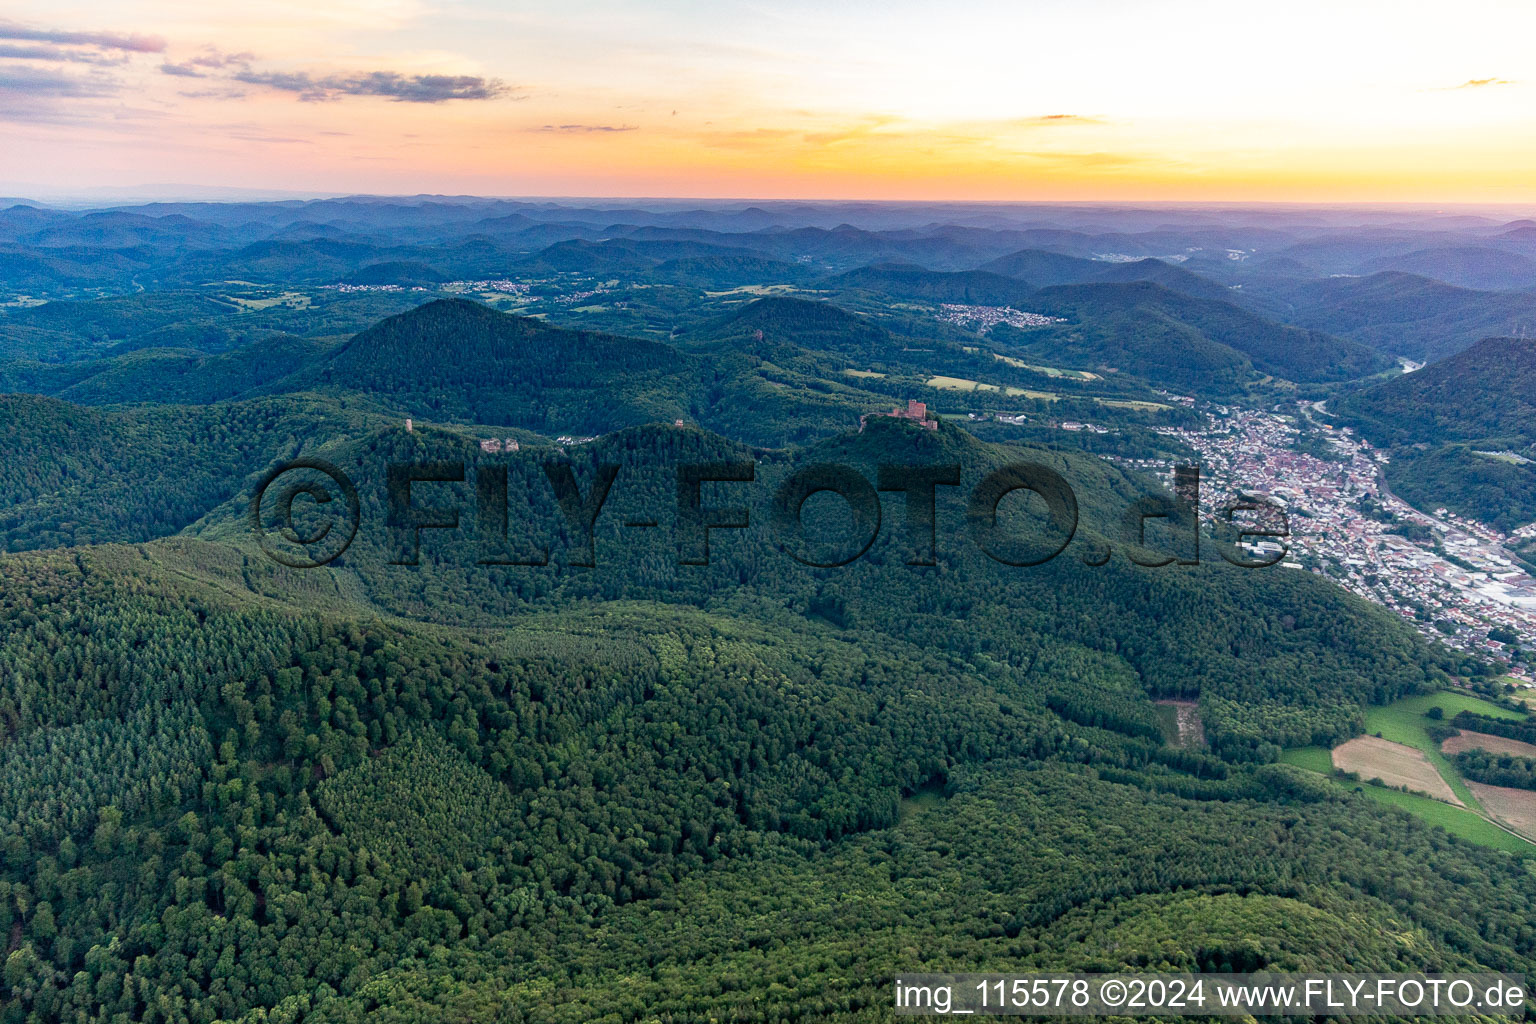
[{"left": 1263, "top": 272, "right": 1536, "bottom": 362}]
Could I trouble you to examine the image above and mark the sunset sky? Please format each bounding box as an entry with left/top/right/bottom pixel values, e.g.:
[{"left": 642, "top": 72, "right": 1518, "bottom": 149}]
[{"left": 1, "top": 0, "right": 1533, "bottom": 202}]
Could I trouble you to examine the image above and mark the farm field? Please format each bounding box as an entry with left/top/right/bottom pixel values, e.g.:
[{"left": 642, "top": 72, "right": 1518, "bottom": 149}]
[
  {"left": 225, "top": 291, "right": 311, "bottom": 311},
  {"left": 991, "top": 353, "right": 1100, "bottom": 380},
  {"left": 1281, "top": 691, "right": 1536, "bottom": 849},
  {"left": 703, "top": 284, "right": 805, "bottom": 296},
  {"left": 1361, "top": 690, "right": 1526, "bottom": 809},
  {"left": 1281, "top": 751, "right": 1532, "bottom": 852},
  {"left": 925, "top": 375, "right": 1056, "bottom": 399},
  {"left": 1441, "top": 731, "right": 1536, "bottom": 758},
  {"left": 923, "top": 375, "right": 1170, "bottom": 412},
  {"left": 1331, "top": 736, "right": 1462, "bottom": 804},
  {"left": 1467, "top": 781, "right": 1536, "bottom": 841}
]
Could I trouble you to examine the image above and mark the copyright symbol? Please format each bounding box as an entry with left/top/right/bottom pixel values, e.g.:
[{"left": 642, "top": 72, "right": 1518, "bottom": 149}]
[
  {"left": 1100, "top": 980, "right": 1127, "bottom": 1007},
  {"left": 249, "top": 459, "right": 360, "bottom": 568}
]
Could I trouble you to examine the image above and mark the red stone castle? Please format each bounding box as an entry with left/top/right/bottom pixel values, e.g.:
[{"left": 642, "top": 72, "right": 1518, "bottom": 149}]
[{"left": 860, "top": 399, "right": 937, "bottom": 431}]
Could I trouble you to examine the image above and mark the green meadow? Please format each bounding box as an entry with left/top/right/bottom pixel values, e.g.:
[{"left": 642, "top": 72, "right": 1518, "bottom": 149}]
[{"left": 1282, "top": 691, "right": 1534, "bottom": 852}]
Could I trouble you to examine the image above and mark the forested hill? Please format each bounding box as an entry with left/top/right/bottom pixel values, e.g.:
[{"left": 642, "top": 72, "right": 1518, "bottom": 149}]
[
  {"left": 801, "top": 265, "right": 1391, "bottom": 393},
  {"left": 285, "top": 298, "right": 700, "bottom": 431},
  {"left": 1089, "top": 258, "right": 1236, "bottom": 301},
  {"left": 0, "top": 380, "right": 1461, "bottom": 760},
  {"left": 1265, "top": 272, "right": 1536, "bottom": 363},
  {"left": 977, "top": 249, "right": 1234, "bottom": 302},
  {"left": 0, "top": 527, "right": 1529, "bottom": 1023},
  {"left": 992, "top": 282, "right": 1393, "bottom": 390},
  {"left": 0, "top": 335, "right": 328, "bottom": 406},
  {"left": 823, "top": 263, "right": 1038, "bottom": 306},
  {"left": 1329, "top": 337, "right": 1536, "bottom": 529},
  {"left": 0, "top": 411, "right": 1527, "bottom": 1022},
  {"left": 513, "top": 237, "right": 806, "bottom": 281},
  {"left": 172, "top": 414, "right": 1458, "bottom": 760},
  {"left": 0, "top": 391, "right": 397, "bottom": 553},
  {"left": 978, "top": 247, "right": 1111, "bottom": 284},
  {"left": 686, "top": 295, "right": 913, "bottom": 361},
  {"left": 1333, "top": 336, "right": 1536, "bottom": 447},
  {"left": 0, "top": 282, "right": 1401, "bottom": 436},
  {"left": 345, "top": 260, "right": 450, "bottom": 287},
  {"left": 281, "top": 296, "right": 955, "bottom": 446},
  {"left": 0, "top": 288, "right": 432, "bottom": 363}
]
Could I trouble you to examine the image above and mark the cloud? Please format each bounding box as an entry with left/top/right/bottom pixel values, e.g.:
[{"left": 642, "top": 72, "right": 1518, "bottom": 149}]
[
  {"left": 1021, "top": 150, "right": 1147, "bottom": 169},
  {"left": 233, "top": 68, "right": 510, "bottom": 102},
  {"left": 537, "top": 123, "right": 636, "bottom": 132},
  {"left": 802, "top": 117, "right": 898, "bottom": 147},
  {"left": 1006, "top": 114, "right": 1106, "bottom": 127},
  {"left": 161, "top": 47, "right": 254, "bottom": 77},
  {"left": 189, "top": 49, "right": 253, "bottom": 69},
  {"left": 0, "top": 42, "right": 128, "bottom": 65},
  {"left": 178, "top": 87, "right": 249, "bottom": 100},
  {"left": 0, "top": 19, "right": 164, "bottom": 53},
  {"left": 0, "top": 17, "right": 161, "bottom": 114},
  {"left": 1455, "top": 77, "right": 1513, "bottom": 88},
  {"left": 0, "top": 65, "right": 117, "bottom": 98},
  {"left": 213, "top": 123, "right": 313, "bottom": 144}
]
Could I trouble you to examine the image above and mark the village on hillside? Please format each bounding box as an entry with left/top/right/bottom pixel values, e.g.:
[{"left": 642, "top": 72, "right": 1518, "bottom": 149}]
[{"left": 1140, "top": 404, "right": 1536, "bottom": 684}]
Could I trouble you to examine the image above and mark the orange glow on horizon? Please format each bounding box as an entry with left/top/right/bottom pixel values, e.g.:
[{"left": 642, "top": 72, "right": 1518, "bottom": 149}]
[{"left": 2, "top": 0, "right": 1534, "bottom": 205}]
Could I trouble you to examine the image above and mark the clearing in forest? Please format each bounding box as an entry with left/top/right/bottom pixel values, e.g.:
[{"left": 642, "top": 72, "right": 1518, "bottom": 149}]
[{"left": 1154, "top": 699, "right": 1205, "bottom": 748}]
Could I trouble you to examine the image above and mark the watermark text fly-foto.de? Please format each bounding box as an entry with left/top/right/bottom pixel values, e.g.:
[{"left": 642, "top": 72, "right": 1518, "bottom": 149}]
[{"left": 250, "top": 458, "right": 1289, "bottom": 570}]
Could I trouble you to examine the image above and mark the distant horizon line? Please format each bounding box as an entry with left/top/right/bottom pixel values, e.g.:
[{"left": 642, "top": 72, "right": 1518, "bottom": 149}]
[{"left": 4, "top": 187, "right": 1535, "bottom": 215}]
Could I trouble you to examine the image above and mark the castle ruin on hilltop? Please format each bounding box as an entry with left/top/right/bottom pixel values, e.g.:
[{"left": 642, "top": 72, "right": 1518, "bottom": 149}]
[{"left": 860, "top": 399, "right": 938, "bottom": 431}]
